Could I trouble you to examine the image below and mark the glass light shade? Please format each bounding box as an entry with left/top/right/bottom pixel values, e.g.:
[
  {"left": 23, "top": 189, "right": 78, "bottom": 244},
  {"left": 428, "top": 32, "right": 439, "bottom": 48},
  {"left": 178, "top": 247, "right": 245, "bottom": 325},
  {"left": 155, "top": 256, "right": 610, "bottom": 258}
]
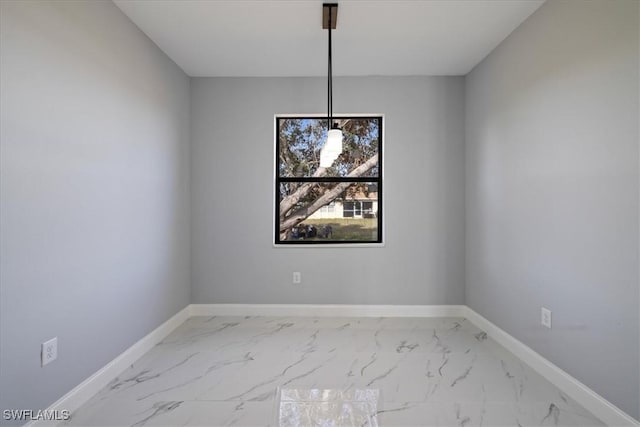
[
  {"left": 319, "top": 152, "right": 334, "bottom": 168},
  {"left": 319, "top": 129, "right": 343, "bottom": 168},
  {"left": 325, "top": 129, "right": 343, "bottom": 155}
]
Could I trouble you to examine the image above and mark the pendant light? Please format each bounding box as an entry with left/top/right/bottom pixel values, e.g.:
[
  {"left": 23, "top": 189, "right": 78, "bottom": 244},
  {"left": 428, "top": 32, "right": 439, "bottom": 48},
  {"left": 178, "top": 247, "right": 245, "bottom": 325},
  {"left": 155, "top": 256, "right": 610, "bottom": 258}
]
[{"left": 320, "top": 3, "right": 343, "bottom": 168}]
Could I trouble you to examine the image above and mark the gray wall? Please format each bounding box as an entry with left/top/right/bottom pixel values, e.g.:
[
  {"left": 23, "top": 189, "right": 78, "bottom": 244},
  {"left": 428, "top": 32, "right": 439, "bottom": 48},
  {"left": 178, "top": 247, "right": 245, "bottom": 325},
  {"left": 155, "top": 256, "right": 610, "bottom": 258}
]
[
  {"left": 0, "top": 1, "right": 191, "bottom": 423},
  {"left": 191, "top": 77, "right": 465, "bottom": 305},
  {"left": 3, "top": 0, "right": 637, "bottom": 422},
  {"left": 465, "top": 0, "right": 639, "bottom": 419}
]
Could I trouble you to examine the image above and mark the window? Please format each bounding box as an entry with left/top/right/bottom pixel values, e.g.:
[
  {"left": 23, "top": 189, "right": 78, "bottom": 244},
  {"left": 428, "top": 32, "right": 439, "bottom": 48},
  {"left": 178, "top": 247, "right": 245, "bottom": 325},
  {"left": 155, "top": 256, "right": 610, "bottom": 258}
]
[
  {"left": 343, "top": 200, "right": 374, "bottom": 218},
  {"left": 275, "top": 116, "right": 383, "bottom": 245}
]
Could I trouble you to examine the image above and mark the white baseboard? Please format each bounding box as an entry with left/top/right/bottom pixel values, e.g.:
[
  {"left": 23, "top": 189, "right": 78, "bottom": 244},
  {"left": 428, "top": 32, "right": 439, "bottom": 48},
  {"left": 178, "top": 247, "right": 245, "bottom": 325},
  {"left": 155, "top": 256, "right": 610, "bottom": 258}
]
[
  {"left": 26, "top": 303, "right": 637, "bottom": 427},
  {"left": 25, "top": 305, "right": 191, "bottom": 427},
  {"left": 463, "top": 306, "right": 639, "bottom": 427},
  {"left": 189, "top": 303, "right": 466, "bottom": 318}
]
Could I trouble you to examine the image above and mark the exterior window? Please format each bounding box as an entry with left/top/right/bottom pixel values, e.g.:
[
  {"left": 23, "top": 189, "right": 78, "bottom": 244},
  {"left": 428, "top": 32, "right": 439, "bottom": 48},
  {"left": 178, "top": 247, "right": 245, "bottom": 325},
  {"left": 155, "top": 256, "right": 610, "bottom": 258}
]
[
  {"left": 343, "top": 200, "right": 376, "bottom": 218},
  {"left": 275, "top": 116, "right": 383, "bottom": 244}
]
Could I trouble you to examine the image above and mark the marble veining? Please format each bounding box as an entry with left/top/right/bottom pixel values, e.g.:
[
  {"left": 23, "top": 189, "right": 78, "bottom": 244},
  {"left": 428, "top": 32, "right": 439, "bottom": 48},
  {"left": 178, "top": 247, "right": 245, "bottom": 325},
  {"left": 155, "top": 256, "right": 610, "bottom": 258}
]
[{"left": 61, "top": 316, "right": 604, "bottom": 426}]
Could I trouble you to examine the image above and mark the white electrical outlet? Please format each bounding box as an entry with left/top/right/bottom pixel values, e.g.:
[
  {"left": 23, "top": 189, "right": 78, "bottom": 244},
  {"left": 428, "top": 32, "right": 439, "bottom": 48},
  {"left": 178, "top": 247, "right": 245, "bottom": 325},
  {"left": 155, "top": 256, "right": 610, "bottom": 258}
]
[
  {"left": 292, "top": 272, "right": 301, "bottom": 284},
  {"left": 541, "top": 307, "right": 552, "bottom": 329},
  {"left": 42, "top": 337, "right": 57, "bottom": 366}
]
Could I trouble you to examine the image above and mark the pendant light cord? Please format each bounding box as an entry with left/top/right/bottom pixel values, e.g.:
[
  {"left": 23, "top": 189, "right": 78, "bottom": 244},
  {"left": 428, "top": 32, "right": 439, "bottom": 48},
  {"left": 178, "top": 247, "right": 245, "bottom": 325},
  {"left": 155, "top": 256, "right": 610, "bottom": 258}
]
[{"left": 327, "top": 6, "right": 333, "bottom": 132}]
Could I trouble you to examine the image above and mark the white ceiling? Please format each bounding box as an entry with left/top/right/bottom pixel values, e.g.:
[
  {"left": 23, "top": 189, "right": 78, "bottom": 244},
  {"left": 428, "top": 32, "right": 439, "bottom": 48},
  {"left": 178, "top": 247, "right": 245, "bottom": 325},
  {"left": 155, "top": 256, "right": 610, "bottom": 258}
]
[{"left": 114, "top": 0, "right": 545, "bottom": 77}]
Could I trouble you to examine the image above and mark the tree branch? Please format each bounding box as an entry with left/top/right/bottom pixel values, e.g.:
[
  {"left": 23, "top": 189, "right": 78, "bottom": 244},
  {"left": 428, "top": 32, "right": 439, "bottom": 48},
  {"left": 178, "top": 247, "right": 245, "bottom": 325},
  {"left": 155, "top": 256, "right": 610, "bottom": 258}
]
[
  {"left": 279, "top": 153, "right": 378, "bottom": 233},
  {"left": 279, "top": 166, "right": 327, "bottom": 216}
]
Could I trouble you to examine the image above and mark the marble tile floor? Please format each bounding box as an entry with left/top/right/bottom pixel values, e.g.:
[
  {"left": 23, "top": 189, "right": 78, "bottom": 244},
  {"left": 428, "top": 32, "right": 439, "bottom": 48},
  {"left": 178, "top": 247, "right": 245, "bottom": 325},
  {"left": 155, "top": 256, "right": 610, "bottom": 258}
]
[{"left": 62, "top": 316, "right": 605, "bottom": 427}]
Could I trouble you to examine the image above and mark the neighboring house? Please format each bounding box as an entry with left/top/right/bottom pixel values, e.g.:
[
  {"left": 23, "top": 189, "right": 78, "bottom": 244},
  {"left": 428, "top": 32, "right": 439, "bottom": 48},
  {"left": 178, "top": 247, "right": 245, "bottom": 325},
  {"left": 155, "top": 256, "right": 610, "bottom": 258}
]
[{"left": 308, "top": 185, "right": 378, "bottom": 220}]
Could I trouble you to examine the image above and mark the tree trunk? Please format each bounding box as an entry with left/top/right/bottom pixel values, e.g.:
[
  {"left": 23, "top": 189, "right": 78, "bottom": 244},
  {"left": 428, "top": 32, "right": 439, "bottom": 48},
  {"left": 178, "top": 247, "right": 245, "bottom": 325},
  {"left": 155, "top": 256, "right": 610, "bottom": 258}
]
[
  {"left": 279, "top": 167, "right": 327, "bottom": 216},
  {"left": 279, "top": 153, "right": 378, "bottom": 233}
]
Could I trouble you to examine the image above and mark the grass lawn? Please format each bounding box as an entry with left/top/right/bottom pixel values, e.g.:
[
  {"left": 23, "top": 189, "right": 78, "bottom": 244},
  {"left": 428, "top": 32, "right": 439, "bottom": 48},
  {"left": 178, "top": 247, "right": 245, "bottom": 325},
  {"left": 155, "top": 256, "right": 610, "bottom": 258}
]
[{"left": 304, "top": 218, "right": 378, "bottom": 241}]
